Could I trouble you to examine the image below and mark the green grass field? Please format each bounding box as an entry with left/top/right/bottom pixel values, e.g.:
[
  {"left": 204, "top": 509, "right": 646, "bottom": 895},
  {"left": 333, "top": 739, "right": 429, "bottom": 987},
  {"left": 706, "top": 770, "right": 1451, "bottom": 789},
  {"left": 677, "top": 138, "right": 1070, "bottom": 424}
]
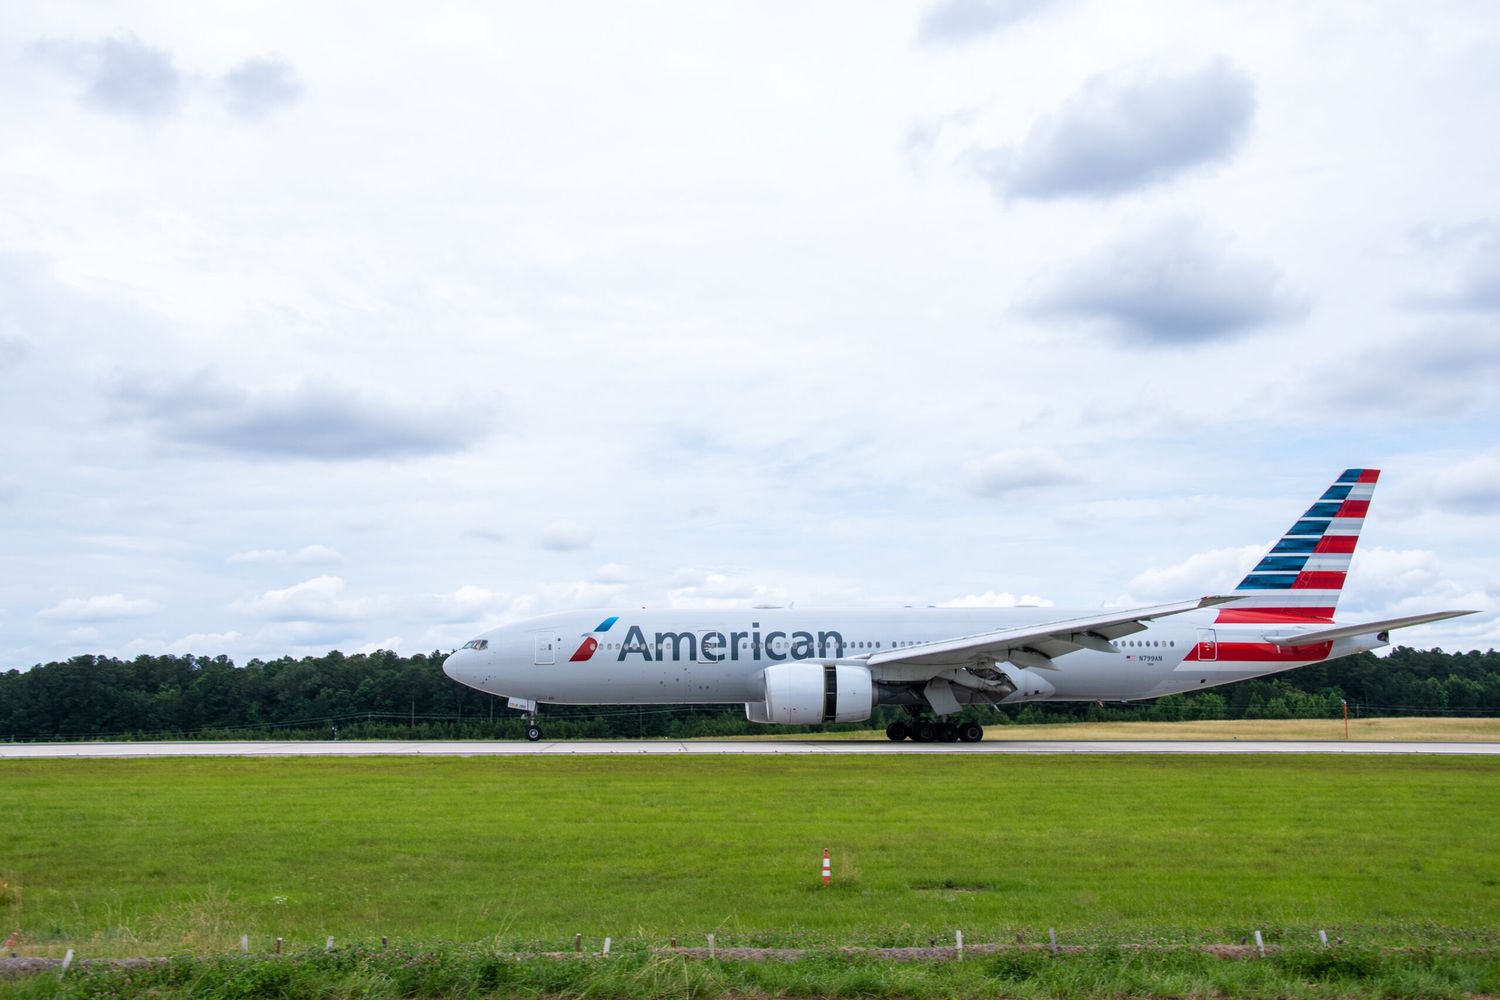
[
  {"left": 2, "top": 756, "right": 1498, "bottom": 957},
  {"left": 6, "top": 945, "right": 1500, "bottom": 1000}
]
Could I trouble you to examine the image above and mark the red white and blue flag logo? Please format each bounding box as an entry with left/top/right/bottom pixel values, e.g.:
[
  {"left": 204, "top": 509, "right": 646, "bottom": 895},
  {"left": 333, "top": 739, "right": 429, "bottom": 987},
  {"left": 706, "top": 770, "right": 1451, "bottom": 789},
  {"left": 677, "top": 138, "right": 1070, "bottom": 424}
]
[{"left": 569, "top": 616, "right": 618, "bottom": 662}]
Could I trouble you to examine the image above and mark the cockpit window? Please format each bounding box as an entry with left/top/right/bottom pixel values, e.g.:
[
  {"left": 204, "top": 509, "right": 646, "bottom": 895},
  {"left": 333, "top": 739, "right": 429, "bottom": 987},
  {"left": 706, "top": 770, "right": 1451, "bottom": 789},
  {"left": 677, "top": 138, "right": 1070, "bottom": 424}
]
[{"left": 461, "top": 639, "right": 489, "bottom": 651}]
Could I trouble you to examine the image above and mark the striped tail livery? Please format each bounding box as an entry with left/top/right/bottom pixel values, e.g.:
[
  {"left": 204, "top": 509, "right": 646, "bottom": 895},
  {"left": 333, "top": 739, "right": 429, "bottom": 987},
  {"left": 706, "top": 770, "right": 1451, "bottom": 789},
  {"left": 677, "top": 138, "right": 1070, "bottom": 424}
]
[{"left": 1218, "top": 468, "right": 1378, "bottom": 625}]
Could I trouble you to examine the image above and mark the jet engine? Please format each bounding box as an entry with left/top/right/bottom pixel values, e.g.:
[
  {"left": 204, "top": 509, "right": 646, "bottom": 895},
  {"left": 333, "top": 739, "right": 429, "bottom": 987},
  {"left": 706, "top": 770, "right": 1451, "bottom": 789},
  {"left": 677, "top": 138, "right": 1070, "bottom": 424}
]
[{"left": 745, "top": 662, "right": 874, "bottom": 725}]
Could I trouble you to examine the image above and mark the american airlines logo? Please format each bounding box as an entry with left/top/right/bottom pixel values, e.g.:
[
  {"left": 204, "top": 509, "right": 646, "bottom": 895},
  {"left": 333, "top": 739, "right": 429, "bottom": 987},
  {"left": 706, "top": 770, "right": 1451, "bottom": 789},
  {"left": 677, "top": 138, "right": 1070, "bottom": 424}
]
[
  {"left": 568, "top": 616, "right": 848, "bottom": 663},
  {"left": 569, "top": 616, "right": 619, "bottom": 661}
]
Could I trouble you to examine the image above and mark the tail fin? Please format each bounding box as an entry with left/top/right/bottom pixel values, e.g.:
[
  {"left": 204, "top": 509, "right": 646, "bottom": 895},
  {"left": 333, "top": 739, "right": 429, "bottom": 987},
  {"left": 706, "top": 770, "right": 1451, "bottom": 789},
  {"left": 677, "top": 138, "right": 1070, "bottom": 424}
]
[{"left": 1217, "top": 468, "right": 1379, "bottom": 624}]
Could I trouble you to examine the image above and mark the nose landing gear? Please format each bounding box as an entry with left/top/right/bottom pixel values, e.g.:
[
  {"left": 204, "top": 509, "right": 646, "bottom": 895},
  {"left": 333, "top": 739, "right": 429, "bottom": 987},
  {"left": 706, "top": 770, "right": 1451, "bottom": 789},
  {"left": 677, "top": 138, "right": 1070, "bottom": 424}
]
[{"left": 507, "top": 697, "right": 543, "bottom": 742}]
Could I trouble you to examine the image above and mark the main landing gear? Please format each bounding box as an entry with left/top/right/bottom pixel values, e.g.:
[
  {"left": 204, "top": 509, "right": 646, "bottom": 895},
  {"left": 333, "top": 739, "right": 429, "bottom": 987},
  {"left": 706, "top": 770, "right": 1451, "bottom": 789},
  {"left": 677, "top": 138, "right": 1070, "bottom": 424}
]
[
  {"left": 886, "top": 719, "right": 985, "bottom": 743},
  {"left": 525, "top": 724, "right": 542, "bottom": 742}
]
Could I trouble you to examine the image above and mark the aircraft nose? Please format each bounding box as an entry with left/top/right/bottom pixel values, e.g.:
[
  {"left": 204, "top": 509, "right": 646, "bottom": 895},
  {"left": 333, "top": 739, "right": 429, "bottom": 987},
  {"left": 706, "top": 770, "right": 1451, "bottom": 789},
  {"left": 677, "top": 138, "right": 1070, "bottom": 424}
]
[{"left": 443, "top": 649, "right": 473, "bottom": 685}]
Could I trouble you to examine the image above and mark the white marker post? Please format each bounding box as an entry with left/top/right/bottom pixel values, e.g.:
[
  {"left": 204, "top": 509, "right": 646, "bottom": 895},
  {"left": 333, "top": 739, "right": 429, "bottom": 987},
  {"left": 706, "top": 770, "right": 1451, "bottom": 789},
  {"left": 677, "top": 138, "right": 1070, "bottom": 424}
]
[
  {"left": 603, "top": 937, "right": 611, "bottom": 957},
  {"left": 707, "top": 933, "right": 715, "bottom": 959},
  {"left": 59, "top": 949, "right": 74, "bottom": 979},
  {"left": 325, "top": 936, "right": 334, "bottom": 952},
  {"left": 1049, "top": 928, "right": 1057, "bottom": 956},
  {"left": 955, "top": 929, "right": 963, "bottom": 959},
  {"left": 1254, "top": 930, "right": 1265, "bottom": 957},
  {"left": 241, "top": 934, "right": 249, "bottom": 954},
  {"left": 1319, "top": 930, "right": 1328, "bottom": 947}
]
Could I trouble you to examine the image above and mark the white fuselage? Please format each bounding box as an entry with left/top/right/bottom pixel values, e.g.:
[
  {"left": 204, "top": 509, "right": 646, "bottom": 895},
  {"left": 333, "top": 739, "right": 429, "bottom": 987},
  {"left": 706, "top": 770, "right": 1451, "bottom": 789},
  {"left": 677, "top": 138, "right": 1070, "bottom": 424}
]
[{"left": 442, "top": 606, "right": 1377, "bottom": 707}]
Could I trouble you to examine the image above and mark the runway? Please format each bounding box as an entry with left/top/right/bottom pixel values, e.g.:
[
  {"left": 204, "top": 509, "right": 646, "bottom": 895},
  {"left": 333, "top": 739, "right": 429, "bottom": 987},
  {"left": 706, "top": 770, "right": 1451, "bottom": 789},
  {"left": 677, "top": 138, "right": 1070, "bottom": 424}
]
[{"left": 3, "top": 739, "right": 1499, "bottom": 758}]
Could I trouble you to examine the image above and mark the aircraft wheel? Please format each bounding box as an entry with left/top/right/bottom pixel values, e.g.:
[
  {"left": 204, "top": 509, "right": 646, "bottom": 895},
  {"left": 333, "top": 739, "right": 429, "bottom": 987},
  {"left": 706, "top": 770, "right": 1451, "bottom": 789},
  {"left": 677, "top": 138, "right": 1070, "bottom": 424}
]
[
  {"left": 525, "top": 724, "right": 542, "bottom": 742},
  {"left": 912, "top": 720, "right": 938, "bottom": 743},
  {"left": 938, "top": 722, "right": 959, "bottom": 743},
  {"left": 886, "top": 720, "right": 910, "bottom": 742},
  {"left": 958, "top": 721, "right": 985, "bottom": 743}
]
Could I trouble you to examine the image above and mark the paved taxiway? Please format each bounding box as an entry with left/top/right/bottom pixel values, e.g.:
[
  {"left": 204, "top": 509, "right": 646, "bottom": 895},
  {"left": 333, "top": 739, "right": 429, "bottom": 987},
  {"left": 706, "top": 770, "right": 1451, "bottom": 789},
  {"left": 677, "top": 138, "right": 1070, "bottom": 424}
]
[{"left": 3, "top": 739, "right": 1499, "bottom": 758}]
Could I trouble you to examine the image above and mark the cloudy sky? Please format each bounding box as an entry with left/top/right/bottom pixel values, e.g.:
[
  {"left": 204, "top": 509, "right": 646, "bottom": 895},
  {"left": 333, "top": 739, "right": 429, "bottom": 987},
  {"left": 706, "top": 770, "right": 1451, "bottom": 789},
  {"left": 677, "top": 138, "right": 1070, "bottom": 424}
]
[{"left": 3, "top": 1, "right": 1499, "bottom": 668}]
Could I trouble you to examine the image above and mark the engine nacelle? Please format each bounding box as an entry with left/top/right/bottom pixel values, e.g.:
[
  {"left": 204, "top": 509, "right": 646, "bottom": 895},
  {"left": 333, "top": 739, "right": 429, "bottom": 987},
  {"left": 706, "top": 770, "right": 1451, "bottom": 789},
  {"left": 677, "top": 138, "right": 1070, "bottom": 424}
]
[
  {"left": 745, "top": 662, "right": 874, "bottom": 725},
  {"left": 998, "top": 666, "right": 1056, "bottom": 703}
]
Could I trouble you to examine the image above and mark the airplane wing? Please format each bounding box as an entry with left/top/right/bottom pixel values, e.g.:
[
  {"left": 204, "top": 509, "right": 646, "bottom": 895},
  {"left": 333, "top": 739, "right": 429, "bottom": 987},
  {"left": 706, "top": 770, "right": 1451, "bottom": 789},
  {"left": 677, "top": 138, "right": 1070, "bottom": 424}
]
[
  {"left": 1264, "top": 610, "right": 1478, "bottom": 647},
  {"left": 863, "top": 596, "right": 1230, "bottom": 682}
]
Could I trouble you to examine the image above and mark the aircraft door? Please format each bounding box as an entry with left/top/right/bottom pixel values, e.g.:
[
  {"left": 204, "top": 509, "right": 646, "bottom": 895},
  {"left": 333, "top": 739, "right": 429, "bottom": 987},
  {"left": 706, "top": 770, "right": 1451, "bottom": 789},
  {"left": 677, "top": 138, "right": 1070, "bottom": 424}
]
[
  {"left": 533, "top": 633, "right": 557, "bottom": 665},
  {"left": 1196, "top": 628, "right": 1218, "bottom": 661}
]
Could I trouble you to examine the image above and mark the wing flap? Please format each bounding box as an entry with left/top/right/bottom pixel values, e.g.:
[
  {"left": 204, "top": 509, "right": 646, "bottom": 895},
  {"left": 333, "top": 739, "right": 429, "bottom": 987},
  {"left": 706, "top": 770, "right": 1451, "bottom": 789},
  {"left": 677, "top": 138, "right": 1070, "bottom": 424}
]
[{"left": 865, "top": 596, "right": 1229, "bottom": 681}]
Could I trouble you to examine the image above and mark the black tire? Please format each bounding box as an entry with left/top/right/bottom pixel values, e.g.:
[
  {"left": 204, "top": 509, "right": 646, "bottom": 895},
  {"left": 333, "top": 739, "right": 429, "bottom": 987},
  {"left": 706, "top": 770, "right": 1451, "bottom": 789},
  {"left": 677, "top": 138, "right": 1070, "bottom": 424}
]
[
  {"left": 959, "top": 721, "right": 984, "bottom": 743},
  {"left": 913, "top": 720, "right": 938, "bottom": 742},
  {"left": 938, "top": 722, "right": 959, "bottom": 743},
  {"left": 886, "top": 720, "right": 911, "bottom": 742},
  {"left": 525, "top": 725, "right": 542, "bottom": 742}
]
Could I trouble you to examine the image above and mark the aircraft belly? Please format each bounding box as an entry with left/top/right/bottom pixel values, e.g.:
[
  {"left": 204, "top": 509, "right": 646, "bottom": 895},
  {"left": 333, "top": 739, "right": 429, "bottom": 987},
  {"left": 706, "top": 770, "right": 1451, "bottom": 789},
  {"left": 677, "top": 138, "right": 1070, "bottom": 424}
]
[
  {"left": 1043, "top": 653, "right": 1170, "bottom": 701},
  {"left": 518, "top": 660, "right": 762, "bottom": 705}
]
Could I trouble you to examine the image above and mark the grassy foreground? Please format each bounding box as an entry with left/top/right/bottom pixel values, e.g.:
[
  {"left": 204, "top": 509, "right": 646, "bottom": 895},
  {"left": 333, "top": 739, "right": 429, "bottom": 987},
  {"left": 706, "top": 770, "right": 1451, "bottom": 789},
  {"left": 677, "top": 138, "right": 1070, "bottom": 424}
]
[
  {"left": 2, "top": 756, "right": 1498, "bottom": 957},
  {"left": 4, "top": 945, "right": 1500, "bottom": 1000}
]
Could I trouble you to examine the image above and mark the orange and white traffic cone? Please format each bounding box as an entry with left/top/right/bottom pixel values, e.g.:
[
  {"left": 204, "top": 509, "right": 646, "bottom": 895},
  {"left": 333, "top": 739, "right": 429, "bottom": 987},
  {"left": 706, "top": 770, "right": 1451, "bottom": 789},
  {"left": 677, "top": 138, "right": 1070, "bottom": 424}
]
[{"left": 821, "top": 849, "right": 831, "bottom": 886}]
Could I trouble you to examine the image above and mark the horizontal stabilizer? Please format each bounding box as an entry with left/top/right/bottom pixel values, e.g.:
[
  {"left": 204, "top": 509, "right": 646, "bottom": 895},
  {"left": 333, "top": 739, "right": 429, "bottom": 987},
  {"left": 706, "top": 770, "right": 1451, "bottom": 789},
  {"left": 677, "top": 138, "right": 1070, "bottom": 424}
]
[{"left": 1266, "top": 610, "right": 1478, "bottom": 647}]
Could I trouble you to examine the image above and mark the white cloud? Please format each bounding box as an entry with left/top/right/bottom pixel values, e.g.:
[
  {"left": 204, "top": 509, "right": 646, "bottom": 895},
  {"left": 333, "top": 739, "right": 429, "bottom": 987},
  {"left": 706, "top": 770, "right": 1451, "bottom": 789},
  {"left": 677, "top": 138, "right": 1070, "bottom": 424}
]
[
  {"left": 355, "top": 635, "right": 403, "bottom": 655},
  {"left": 229, "top": 544, "right": 343, "bottom": 565},
  {"left": 1430, "top": 454, "right": 1500, "bottom": 515},
  {"left": 114, "top": 372, "right": 490, "bottom": 461},
  {"left": 121, "top": 631, "right": 247, "bottom": 657},
  {"left": 962, "top": 449, "right": 1077, "bottom": 497},
  {"left": 973, "top": 59, "right": 1255, "bottom": 200},
  {"left": 1405, "top": 226, "right": 1500, "bottom": 312},
  {"left": 421, "top": 584, "right": 512, "bottom": 623},
  {"left": 504, "top": 580, "right": 631, "bottom": 619},
  {"left": 220, "top": 57, "right": 304, "bottom": 122},
  {"left": 537, "top": 521, "right": 594, "bottom": 552},
  {"left": 665, "top": 569, "right": 791, "bottom": 610},
  {"left": 592, "top": 562, "right": 631, "bottom": 584},
  {"left": 228, "top": 576, "right": 386, "bottom": 623},
  {"left": 917, "top": 0, "right": 1051, "bottom": 44},
  {"left": 39, "top": 594, "right": 160, "bottom": 622},
  {"left": 940, "top": 591, "right": 1054, "bottom": 608},
  {"left": 1027, "top": 218, "right": 1306, "bottom": 344},
  {"left": 1126, "top": 544, "right": 1264, "bottom": 601},
  {"left": 34, "top": 34, "right": 307, "bottom": 125},
  {"left": 34, "top": 34, "right": 182, "bottom": 119}
]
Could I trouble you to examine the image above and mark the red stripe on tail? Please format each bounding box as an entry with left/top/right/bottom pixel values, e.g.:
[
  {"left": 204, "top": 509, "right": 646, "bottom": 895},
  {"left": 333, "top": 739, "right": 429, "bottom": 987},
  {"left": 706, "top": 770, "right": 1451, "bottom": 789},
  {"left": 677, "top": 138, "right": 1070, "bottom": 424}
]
[
  {"left": 1216, "top": 608, "right": 1336, "bottom": 624},
  {"left": 1294, "top": 571, "right": 1347, "bottom": 590}
]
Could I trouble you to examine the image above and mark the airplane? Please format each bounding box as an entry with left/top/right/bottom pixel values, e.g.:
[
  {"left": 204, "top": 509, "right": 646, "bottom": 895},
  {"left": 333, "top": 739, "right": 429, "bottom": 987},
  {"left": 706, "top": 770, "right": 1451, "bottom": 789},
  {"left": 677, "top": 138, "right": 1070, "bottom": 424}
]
[{"left": 442, "top": 469, "right": 1476, "bottom": 742}]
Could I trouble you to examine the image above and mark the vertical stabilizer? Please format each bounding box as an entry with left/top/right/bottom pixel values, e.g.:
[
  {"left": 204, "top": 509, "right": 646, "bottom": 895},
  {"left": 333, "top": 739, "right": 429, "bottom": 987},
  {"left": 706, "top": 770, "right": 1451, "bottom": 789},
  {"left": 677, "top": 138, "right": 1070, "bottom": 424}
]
[{"left": 1217, "top": 469, "right": 1378, "bottom": 624}]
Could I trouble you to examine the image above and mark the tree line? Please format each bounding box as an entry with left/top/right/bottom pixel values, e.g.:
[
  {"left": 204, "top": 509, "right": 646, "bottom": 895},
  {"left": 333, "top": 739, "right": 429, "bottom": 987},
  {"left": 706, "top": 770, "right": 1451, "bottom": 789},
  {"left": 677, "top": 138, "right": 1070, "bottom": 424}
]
[{"left": 1, "top": 645, "right": 1497, "bottom": 742}]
